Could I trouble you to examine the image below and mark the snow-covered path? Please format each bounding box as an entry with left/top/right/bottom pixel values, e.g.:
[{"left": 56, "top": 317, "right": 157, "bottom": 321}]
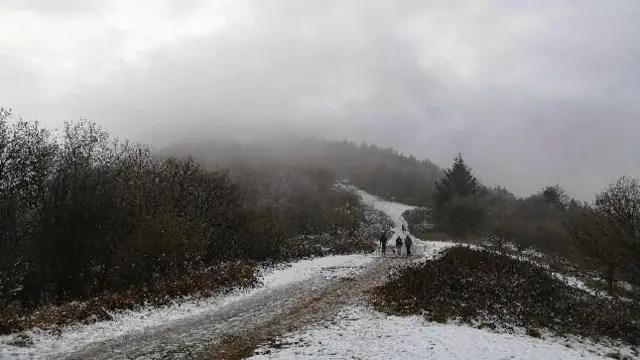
[
  {"left": 355, "top": 189, "right": 414, "bottom": 239},
  {"left": 0, "top": 256, "right": 372, "bottom": 360},
  {"left": 1, "top": 253, "right": 385, "bottom": 360},
  {"left": 64, "top": 259, "right": 373, "bottom": 359}
]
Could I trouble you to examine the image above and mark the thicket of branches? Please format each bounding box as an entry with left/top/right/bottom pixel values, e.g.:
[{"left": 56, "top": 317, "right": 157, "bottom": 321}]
[
  {"left": 567, "top": 176, "right": 640, "bottom": 294},
  {"left": 0, "top": 109, "right": 369, "bottom": 315},
  {"left": 429, "top": 152, "right": 640, "bottom": 295}
]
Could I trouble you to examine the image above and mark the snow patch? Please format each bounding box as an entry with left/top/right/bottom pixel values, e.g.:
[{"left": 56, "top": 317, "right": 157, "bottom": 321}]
[
  {"left": 552, "top": 273, "right": 595, "bottom": 294},
  {"left": 522, "top": 248, "right": 547, "bottom": 259},
  {"left": 259, "top": 254, "right": 372, "bottom": 288},
  {"left": 418, "top": 241, "right": 464, "bottom": 261}
]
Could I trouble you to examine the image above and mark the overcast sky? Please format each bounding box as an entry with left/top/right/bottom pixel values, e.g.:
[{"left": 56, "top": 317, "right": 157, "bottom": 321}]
[{"left": 1, "top": 0, "right": 638, "bottom": 200}]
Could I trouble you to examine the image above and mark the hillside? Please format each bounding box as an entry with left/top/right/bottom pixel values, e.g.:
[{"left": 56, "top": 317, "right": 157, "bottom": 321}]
[
  {"left": 0, "top": 111, "right": 638, "bottom": 359},
  {"left": 161, "top": 137, "right": 443, "bottom": 207}
]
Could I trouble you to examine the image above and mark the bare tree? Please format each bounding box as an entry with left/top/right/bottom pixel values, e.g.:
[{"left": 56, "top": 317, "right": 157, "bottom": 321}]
[{"left": 568, "top": 176, "right": 640, "bottom": 295}]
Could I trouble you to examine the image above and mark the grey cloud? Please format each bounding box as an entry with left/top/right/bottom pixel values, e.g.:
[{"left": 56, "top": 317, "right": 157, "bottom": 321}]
[
  {"left": 0, "top": 53, "right": 51, "bottom": 121},
  {"left": 0, "top": 0, "right": 105, "bottom": 14},
  {"left": 4, "top": 0, "right": 640, "bottom": 200}
]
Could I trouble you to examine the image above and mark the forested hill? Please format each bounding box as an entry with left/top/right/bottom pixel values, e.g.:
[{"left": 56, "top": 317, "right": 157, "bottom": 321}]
[{"left": 161, "top": 138, "right": 443, "bottom": 206}]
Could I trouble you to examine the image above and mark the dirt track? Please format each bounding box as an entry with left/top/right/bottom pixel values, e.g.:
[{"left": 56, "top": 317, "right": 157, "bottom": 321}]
[{"left": 61, "top": 247, "right": 421, "bottom": 360}]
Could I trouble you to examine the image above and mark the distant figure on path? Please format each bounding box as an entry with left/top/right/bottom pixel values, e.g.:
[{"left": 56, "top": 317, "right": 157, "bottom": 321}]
[
  {"left": 395, "top": 236, "right": 403, "bottom": 256},
  {"left": 379, "top": 232, "right": 388, "bottom": 255},
  {"left": 405, "top": 235, "right": 413, "bottom": 257},
  {"left": 401, "top": 224, "right": 406, "bottom": 233}
]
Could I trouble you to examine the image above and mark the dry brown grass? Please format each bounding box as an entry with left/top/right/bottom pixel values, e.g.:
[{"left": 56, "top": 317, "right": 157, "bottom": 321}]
[{"left": 0, "top": 262, "right": 258, "bottom": 335}]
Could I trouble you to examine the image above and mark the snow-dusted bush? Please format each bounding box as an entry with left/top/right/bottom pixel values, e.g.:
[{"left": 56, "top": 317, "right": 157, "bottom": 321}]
[{"left": 371, "top": 246, "right": 640, "bottom": 345}]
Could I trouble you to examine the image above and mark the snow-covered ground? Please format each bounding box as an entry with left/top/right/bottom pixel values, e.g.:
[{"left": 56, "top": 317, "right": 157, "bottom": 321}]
[
  {"left": 249, "top": 307, "right": 623, "bottom": 360},
  {"left": 355, "top": 188, "right": 414, "bottom": 238},
  {"left": 419, "top": 240, "right": 461, "bottom": 260},
  {"left": 260, "top": 254, "right": 372, "bottom": 288},
  {"left": 0, "top": 254, "right": 373, "bottom": 359}
]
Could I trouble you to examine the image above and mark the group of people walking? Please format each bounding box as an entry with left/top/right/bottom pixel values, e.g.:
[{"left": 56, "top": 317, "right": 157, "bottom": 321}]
[{"left": 379, "top": 224, "right": 413, "bottom": 257}]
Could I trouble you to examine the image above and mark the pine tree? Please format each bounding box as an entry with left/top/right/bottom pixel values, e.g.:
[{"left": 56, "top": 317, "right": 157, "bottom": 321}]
[
  {"left": 433, "top": 153, "right": 480, "bottom": 213},
  {"left": 432, "top": 153, "right": 484, "bottom": 237}
]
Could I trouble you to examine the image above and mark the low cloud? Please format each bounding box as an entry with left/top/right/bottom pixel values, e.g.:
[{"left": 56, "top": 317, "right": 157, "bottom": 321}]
[{"left": 1, "top": 0, "right": 639, "bottom": 199}]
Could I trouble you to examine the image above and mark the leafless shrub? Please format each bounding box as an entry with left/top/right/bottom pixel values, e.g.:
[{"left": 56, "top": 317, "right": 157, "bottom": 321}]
[
  {"left": 0, "top": 108, "right": 379, "bottom": 333},
  {"left": 567, "top": 176, "right": 640, "bottom": 295}
]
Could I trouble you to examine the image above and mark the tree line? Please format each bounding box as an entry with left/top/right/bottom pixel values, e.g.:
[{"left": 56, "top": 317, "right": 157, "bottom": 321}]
[
  {"left": 162, "top": 137, "right": 443, "bottom": 207},
  {"left": 6, "top": 103, "right": 633, "bottom": 314},
  {"left": 431, "top": 153, "right": 640, "bottom": 295},
  {"left": 0, "top": 108, "right": 368, "bottom": 312}
]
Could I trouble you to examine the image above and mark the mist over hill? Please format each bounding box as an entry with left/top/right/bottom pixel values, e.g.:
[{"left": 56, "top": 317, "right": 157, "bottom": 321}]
[{"left": 162, "top": 137, "right": 443, "bottom": 207}]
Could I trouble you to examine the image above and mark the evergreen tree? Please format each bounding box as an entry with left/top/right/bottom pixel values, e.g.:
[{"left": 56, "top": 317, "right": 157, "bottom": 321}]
[
  {"left": 433, "top": 153, "right": 480, "bottom": 214},
  {"left": 432, "top": 153, "right": 485, "bottom": 237}
]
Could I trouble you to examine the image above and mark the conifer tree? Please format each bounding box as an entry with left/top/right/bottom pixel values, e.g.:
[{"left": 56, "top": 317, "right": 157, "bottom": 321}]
[
  {"left": 433, "top": 153, "right": 480, "bottom": 214},
  {"left": 432, "top": 153, "right": 484, "bottom": 237}
]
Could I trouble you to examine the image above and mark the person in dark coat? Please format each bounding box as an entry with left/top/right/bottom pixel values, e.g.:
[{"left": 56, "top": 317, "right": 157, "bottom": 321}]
[
  {"left": 395, "top": 236, "right": 403, "bottom": 256},
  {"left": 405, "top": 235, "right": 413, "bottom": 256},
  {"left": 379, "top": 232, "right": 388, "bottom": 255}
]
